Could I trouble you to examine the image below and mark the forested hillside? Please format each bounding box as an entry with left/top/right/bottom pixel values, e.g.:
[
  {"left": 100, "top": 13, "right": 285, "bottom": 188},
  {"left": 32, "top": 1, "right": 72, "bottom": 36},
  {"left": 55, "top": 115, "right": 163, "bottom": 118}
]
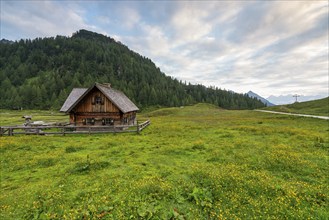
[{"left": 0, "top": 29, "right": 265, "bottom": 110}]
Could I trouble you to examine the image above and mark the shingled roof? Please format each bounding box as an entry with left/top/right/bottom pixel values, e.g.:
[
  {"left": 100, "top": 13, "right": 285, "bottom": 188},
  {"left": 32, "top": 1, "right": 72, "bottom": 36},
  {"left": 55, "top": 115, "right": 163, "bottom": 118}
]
[
  {"left": 60, "top": 88, "right": 87, "bottom": 112},
  {"left": 60, "top": 83, "right": 139, "bottom": 113}
]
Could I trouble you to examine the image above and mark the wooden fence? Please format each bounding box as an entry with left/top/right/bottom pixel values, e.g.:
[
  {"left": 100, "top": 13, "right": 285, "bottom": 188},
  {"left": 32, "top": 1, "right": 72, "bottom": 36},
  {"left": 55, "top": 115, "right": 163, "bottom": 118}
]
[{"left": 0, "top": 120, "right": 150, "bottom": 136}]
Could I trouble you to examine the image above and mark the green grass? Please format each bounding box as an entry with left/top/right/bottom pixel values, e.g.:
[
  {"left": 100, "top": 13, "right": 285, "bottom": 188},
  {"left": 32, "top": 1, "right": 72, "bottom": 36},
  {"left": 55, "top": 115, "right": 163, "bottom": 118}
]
[
  {"left": 0, "top": 109, "right": 68, "bottom": 126},
  {"left": 264, "top": 97, "right": 329, "bottom": 116},
  {"left": 1, "top": 104, "right": 329, "bottom": 219}
]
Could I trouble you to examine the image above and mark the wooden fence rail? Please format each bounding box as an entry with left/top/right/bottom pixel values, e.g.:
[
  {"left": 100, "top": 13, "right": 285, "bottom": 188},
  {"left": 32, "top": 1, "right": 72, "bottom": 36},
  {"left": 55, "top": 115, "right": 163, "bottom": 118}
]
[{"left": 0, "top": 120, "right": 150, "bottom": 136}]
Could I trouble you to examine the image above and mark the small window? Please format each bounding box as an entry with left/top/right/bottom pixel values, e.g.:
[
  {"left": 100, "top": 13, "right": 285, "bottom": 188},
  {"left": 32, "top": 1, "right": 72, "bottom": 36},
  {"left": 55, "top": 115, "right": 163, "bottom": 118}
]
[
  {"left": 102, "top": 118, "right": 114, "bottom": 125},
  {"left": 107, "top": 118, "right": 114, "bottom": 125},
  {"left": 86, "top": 118, "right": 95, "bottom": 125},
  {"left": 106, "top": 118, "right": 114, "bottom": 125},
  {"left": 95, "top": 96, "right": 102, "bottom": 104}
]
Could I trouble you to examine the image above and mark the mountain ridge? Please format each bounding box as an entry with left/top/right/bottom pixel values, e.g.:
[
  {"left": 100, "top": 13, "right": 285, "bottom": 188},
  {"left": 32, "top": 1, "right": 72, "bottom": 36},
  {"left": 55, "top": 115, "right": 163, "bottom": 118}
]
[
  {"left": 267, "top": 94, "right": 327, "bottom": 105},
  {"left": 247, "top": 91, "right": 275, "bottom": 106},
  {"left": 0, "top": 39, "right": 14, "bottom": 45}
]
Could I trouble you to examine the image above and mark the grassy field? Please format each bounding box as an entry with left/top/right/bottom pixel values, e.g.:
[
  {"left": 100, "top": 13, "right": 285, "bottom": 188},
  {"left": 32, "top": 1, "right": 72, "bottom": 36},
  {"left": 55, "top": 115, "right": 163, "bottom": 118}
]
[
  {"left": 1, "top": 104, "right": 328, "bottom": 219},
  {"left": 0, "top": 109, "right": 68, "bottom": 126},
  {"left": 264, "top": 97, "right": 329, "bottom": 116}
]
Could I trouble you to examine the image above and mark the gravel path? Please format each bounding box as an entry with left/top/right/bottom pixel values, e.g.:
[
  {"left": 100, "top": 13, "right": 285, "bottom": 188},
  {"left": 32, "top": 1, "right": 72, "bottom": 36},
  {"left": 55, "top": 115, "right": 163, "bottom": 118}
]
[{"left": 255, "top": 110, "right": 329, "bottom": 120}]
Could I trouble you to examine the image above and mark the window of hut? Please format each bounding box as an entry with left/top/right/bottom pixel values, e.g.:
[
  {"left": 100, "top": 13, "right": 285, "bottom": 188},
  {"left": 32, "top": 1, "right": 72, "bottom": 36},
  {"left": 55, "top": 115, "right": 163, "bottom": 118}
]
[
  {"left": 95, "top": 96, "right": 102, "bottom": 104},
  {"left": 102, "top": 118, "right": 114, "bottom": 125},
  {"left": 86, "top": 118, "right": 95, "bottom": 125}
]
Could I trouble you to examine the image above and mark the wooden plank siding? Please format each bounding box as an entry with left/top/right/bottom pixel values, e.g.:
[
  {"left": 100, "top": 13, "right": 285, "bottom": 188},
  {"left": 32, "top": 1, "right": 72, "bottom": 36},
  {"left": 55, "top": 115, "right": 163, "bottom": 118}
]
[{"left": 74, "top": 88, "right": 120, "bottom": 113}]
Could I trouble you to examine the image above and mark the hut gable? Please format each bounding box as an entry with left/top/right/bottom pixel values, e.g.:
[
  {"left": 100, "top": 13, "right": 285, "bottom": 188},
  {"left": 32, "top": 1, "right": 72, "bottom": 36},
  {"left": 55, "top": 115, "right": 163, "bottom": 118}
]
[
  {"left": 60, "top": 83, "right": 139, "bottom": 114},
  {"left": 73, "top": 86, "right": 121, "bottom": 113}
]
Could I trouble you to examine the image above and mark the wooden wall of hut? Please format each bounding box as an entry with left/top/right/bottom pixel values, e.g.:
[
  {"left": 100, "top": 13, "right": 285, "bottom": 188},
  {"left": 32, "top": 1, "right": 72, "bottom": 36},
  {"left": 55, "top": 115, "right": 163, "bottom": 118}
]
[{"left": 73, "top": 88, "right": 120, "bottom": 113}]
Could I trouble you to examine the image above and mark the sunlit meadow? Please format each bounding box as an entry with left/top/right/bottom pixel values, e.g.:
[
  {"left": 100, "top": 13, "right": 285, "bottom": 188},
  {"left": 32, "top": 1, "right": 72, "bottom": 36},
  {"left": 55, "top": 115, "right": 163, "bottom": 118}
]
[{"left": 1, "top": 104, "right": 328, "bottom": 219}]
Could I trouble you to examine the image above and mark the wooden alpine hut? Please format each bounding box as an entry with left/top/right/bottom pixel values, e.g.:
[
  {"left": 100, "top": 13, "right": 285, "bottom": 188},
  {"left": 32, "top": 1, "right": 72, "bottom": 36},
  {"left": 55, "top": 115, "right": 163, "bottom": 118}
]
[{"left": 60, "top": 83, "right": 139, "bottom": 126}]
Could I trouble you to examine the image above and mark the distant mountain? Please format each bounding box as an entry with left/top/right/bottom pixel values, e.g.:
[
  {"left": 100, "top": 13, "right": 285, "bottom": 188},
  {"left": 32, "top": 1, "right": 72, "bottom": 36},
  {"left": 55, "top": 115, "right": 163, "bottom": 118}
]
[
  {"left": 267, "top": 94, "right": 327, "bottom": 105},
  {"left": 0, "top": 29, "right": 265, "bottom": 110},
  {"left": 247, "top": 91, "right": 275, "bottom": 106},
  {"left": 0, "top": 39, "right": 14, "bottom": 45}
]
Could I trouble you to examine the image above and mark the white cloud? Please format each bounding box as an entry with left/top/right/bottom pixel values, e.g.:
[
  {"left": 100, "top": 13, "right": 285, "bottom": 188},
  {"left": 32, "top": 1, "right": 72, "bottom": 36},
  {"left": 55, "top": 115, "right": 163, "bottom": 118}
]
[
  {"left": 96, "top": 16, "right": 111, "bottom": 25},
  {"left": 1, "top": 1, "right": 93, "bottom": 39},
  {"left": 120, "top": 7, "right": 141, "bottom": 29},
  {"left": 170, "top": 2, "right": 212, "bottom": 45},
  {"left": 128, "top": 0, "right": 328, "bottom": 97}
]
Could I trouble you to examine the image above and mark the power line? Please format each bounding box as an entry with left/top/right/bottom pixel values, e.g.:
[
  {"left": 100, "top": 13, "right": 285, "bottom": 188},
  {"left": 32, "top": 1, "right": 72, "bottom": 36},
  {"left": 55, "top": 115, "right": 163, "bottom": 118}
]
[{"left": 293, "top": 94, "right": 300, "bottom": 103}]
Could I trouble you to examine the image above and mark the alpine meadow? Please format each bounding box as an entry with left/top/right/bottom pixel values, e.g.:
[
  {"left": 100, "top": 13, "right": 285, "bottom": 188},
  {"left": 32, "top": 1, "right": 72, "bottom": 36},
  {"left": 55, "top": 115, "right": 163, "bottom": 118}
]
[
  {"left": 1, "top": 29, "right": 329, "bottom": 220},
  {"left": 1, "top": 104, "right": 328, "bottom": 219}
]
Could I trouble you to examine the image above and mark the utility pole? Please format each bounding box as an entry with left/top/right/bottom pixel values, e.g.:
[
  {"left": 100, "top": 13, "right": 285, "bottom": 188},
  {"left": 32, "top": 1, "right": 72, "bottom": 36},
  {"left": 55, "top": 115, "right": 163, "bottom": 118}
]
[{"left": 293, "top": 94, "right": 300, "bottom": 103}]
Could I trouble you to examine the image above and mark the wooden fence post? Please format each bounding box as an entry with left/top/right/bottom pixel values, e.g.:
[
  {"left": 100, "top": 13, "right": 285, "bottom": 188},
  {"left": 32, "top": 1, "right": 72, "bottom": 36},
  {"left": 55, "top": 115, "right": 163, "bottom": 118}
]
[
  {"left": 137, "top": 122, "right": 140, "bottom": 134},
  {"left": 9, "top": 128, "right": 13, "bottom": 136}
]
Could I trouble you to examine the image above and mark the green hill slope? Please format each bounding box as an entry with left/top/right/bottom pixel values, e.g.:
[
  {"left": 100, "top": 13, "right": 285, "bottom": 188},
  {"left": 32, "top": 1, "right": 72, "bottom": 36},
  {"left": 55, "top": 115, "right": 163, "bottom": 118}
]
[
  {"left": 264, "top": 97, "right": 329, "bottom": 116},
  {"left": 0, "top": 29, "right": 264, "bottom": 110}
]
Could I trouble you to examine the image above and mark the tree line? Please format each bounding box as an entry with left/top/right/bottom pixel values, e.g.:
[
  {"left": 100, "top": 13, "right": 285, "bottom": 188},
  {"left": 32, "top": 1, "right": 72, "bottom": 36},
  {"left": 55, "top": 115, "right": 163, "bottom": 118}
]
[{"left": 0, "top": 29, "right": 265, "bottom": 110}]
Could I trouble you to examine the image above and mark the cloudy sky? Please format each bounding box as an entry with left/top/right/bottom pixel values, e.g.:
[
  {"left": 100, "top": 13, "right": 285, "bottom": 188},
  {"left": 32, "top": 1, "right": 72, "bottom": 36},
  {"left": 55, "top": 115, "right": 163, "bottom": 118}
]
[{"left": 1, "top": 1, "right": 328, "bottom": 98}]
